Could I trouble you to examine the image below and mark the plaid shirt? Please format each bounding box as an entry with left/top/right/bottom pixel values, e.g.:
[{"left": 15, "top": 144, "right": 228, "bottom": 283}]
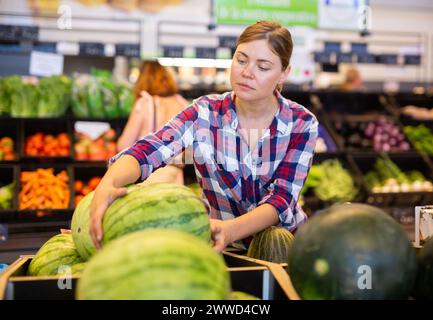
[{"left": 110, "top": 91, "right": 318, "bottom": 232}]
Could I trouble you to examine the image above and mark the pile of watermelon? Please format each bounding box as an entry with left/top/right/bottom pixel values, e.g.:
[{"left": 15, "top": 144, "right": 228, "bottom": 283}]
[
  {"left": 26, "top": 181, "right": 433, "bottom": 300},
  {"left": 26, "top": 182, "right": 237, "bottom": 300}
]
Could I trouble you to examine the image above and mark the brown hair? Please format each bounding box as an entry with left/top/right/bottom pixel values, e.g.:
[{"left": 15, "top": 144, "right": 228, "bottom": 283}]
[
  {"left": 134, "top": 60, "right": 178, "bottom": 101},
  {"left": 236, "top": 21, "right": 293, "bottom": 91}
]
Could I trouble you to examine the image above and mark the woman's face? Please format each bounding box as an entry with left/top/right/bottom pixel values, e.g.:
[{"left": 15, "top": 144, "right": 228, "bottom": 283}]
[{"left": 230, "top": 39, "right": 290, "bottom": 103}]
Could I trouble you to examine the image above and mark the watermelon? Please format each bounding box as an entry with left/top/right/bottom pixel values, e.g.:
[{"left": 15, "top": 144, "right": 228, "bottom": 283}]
[
  {"left": 414, "top": 238, "right": 433, "bottom": 300},
  {"left": 76, "top": 229, "right": 230, "bottom": 300},
  {"left": 288, "top": 203, "right": 417, "bottom": 300},
  {"left": 58, "top": 262, "right": 87, "bottom": 276},
  {"left": 230, "top": 291, "right": 261, "bottom": 300},
  {"left": 71, "top": 190, "right": 96, "bottom": 260},
  {"left": 247, "top": 226, "right": 294, "bottom": 263},
  {"left": 71, "top": 182, "right": 211, "bottom": 261},
  {"left": 27, "top": 233, "right": 84, "bottom": 276}
]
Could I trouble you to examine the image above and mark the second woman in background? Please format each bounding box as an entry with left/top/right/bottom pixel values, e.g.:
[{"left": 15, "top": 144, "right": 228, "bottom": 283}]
[{"left": 117, "top": 60, "right": 189, "bottom": 185}]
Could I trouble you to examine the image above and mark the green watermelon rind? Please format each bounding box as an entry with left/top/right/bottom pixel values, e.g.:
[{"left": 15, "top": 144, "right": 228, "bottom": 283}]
[
  {"left": 76, "top": 229, "right": 230, "bottom": 300},
  {"left": 27, "top": 233, "right": 84, "bottom": 277}
]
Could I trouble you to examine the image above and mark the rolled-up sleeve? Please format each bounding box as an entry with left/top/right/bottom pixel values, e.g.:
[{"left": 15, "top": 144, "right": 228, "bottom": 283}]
[
  {"left": 259, "top": 116, "right": 318, "bottom": 231},
  {"left": 109, "top": 103, "right": 199, "bottom": 182}
]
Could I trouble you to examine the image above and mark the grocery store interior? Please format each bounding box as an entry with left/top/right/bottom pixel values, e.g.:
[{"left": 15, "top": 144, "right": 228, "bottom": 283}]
[{"left": 1, "top": 0, "right": 433, "bottom": 300}]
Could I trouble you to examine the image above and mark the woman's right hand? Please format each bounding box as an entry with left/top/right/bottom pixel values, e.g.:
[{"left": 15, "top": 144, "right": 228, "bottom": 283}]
[{"left": 89, "top": 183, "right": 127, "bottom": 250}]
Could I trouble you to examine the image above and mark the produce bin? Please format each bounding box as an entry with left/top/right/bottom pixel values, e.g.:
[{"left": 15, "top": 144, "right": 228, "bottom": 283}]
[
  {"left": 0, "top": 118, "right": 20, "bottom": 162},
  {"left": 0, "top": 252, "right": 300, "bottom": 300},
  {"left": 20, "top": 118, "right": 73, "bottom": 161},
  {"left": 0, "top": 165, "right": 18, "bottom": 222},
  {"left": 301, "top": 153, "right": 364, "bottom": 215},
  {"left": 352, "top": 153, "right": 433, "bottom": 206},
  {"left": 16, "top": 164, "right": 74, "bottom": 222}
]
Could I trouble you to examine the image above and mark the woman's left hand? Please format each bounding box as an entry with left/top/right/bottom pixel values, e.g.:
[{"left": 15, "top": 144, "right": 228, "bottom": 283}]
[{"left": 210, "top": 219, "right": 233, "bottom": 253}]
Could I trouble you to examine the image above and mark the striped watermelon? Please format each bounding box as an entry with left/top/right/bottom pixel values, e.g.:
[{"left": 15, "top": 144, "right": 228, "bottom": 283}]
[
  {"left": 27, "top": 233, "right": 84, "bottom": 276},
  {"left": 71, "top": 190, "right": 96, "bottom": 260},
  {"left": 247, "top": 226, "right": 294, "bottom": 263},
  {"left": 58, "top": 262, "right": 87, "bottom": 276},
  {"left": 76, "top": 229, "right": 230, "bottom": 300},
  {"left": 71, "top": 182, "right": 211, "bottom": 261}
]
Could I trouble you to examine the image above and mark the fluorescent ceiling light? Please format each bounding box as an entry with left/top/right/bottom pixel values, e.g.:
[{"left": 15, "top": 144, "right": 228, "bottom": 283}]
[{"left": 158, "top": 57, "right": 232, "bottom": 69}]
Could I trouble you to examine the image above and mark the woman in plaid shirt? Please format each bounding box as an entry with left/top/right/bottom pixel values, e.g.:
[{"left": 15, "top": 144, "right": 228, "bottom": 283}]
[{"left": 90, "top": 21, "right": 318, "bottom": 252}]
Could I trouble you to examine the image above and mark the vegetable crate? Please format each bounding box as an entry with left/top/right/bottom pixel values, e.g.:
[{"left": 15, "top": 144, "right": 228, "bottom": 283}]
[
  {"left": 16, "top": 164, "right": 74, "bottom": 222},
  {"left": 301, "top": 153, "right": 365, "bottom": 215},
  {"left": 352, "top": 153, "right": 433, "bottom": 207},
  {"left": 0, "top": 165, "right": 18, "bottom": 220},
  {"left": 0, "top": 253, "right": 299, "bottom": 300}
]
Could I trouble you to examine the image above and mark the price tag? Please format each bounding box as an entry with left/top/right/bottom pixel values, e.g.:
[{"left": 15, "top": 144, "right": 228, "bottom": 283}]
[
  {"left": 115, "top": 44, "right": 140, "bottom": 57},
  {"left": 163, "top": 46, "right": 184, "bottom": 58},
  {"left": 29, "top": 51, "right": 64, "bottom": 77},
  {"left": 79, "top": 42, "right": 105, "bottom": 56},
  {"left": 75, "top": 121, "right": 111, "bottom": 140},
  {"left": 415, "top": 206, "right": 433, "bottom": 246},
  {"left": 218, "top": 36, "right": 237, "bottom": 49},
  {"left": 195, "top": 47, "right": 216, "bottom": 59}
]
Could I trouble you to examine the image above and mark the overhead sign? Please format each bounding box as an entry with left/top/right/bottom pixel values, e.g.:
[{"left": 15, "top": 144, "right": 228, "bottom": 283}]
[{"left": 215, "top": 0, "right": 319, "bottom": 28}]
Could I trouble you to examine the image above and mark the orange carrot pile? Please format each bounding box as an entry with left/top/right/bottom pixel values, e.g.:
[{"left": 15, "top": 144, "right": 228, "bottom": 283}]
[{"left": 19, "top": 168, "right": 70, "bottom": 210}]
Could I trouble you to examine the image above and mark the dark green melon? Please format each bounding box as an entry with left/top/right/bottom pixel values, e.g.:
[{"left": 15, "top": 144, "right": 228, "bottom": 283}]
[
  {"left": 288, "top": 203, "right": 417, "bottom": 300},
  {"left": 414, "top": 238, "right": 433, "bottom": 300},
  {"left": 247, "top": 226, "right": 294, "bottom": 263}
]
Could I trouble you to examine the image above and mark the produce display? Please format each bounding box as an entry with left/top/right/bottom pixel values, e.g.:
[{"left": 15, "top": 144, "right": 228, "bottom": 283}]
[
  {"left": 27, "top": 233, "right": 84, "bottom": 277},
  {"left": 301, "top": 159, "right": 358, "bottom": 203},
  {"left": 74, "top": 176, "right": 102, "bottom": 206},
  {"left": 247, "top": 226, "right": 294, "bottom": 264},
  {"left": 289, "top": 203, "right": 417, "bottom": 299},
  {"left": 24, "top": 132, "right": 71, "bottom": 157},
  {"left": 403, "top": 125, "right": 433, "bottom": 155},
  {"left": 76, "top": 229, "right": 230, "bottom": 300},
  {"left": 71, "top": 69, "right": 133, "bottom": 118},
  {"left": 0, "top": 136, "right": 15, "bottom": 160},
  {"left": 71, "top": 183, "right": 211, "bottom": 260},
  {"left": 19, "top": 168, "right": 70, "bottom": 210},
  {"left": 74, "top": 128, "right": 117, "bottom": 161},
  {"left": 0, "top": 182, "right": 14, "bottom": 209},
  {"left": 334, "top": 116, "right": 410, "bottom": 152},
  {"left": 363, "top": 154, "right": 433, "bottom": 193},
  {"left": 0, "top": 75, "right": 71, "bottom": 118}
]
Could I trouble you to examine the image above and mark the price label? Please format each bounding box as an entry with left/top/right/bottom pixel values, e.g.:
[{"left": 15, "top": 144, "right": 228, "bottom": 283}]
[
  {"left": 218, "top": 36, "right": 237, "bottom": 49},
  {"left": 195, "top": 47, "right": 216, "bottom": 59},
  {"left": 29, "top": 51, "right": 64, "bottom": 77},
  {"left": 79, "top": 42, "right": 105, "bottom": 56},
  {"left": 75, "top": 121, "right": 111, "bottom": 140},
  {"left": 163, "top": 46, "right": 184, "bottom": 58},
  {"left": 115, "top": 44, "right": 140, "bottom": 57}
]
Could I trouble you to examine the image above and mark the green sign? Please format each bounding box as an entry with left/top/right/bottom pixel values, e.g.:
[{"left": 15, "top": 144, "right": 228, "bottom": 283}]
[{"left": 215, "top": 0, "right": 318, "bottom": 28}]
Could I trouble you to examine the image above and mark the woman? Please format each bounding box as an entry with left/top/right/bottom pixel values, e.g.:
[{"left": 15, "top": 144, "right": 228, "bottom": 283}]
[
  {"left": 117, "top": 60, "right": 189, "bottom": 185},
  {"left": 90, "top": 21, "right": 318, "bottom": 252}
]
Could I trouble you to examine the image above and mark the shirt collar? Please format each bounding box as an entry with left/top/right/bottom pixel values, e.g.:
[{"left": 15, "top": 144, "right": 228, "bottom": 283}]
[{"left": 224, "top": 91, "right": 290, "bottom": 136}]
